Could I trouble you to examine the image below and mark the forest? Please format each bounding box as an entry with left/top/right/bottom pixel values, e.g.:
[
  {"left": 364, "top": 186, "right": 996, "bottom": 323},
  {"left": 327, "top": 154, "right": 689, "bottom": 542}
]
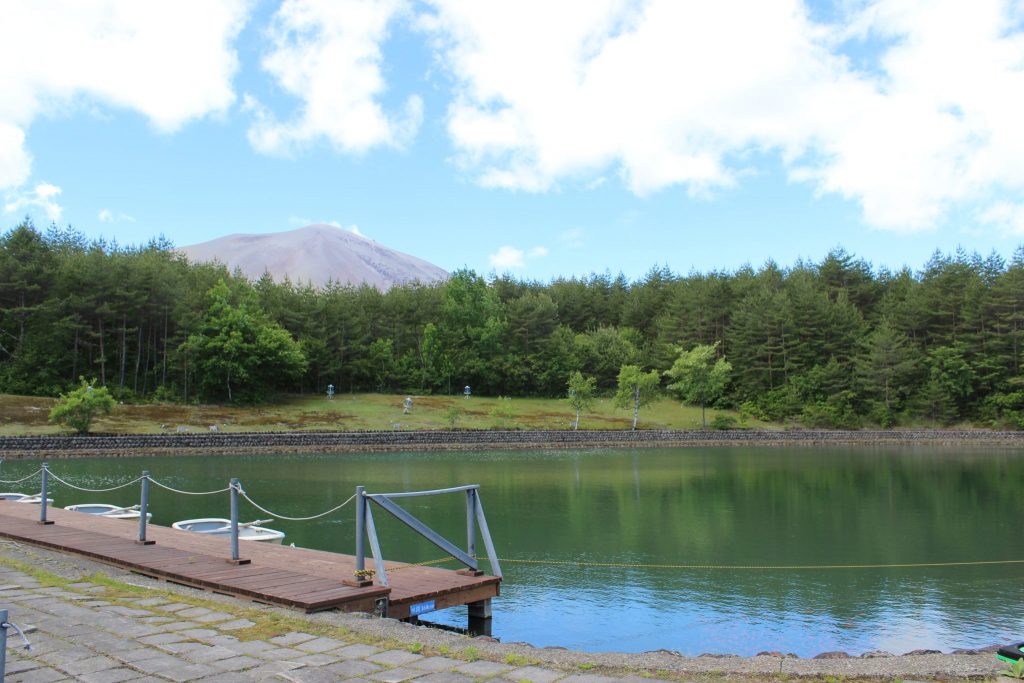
[{"left": 1, "top": 219, "right": 1022, "bottom": 428}]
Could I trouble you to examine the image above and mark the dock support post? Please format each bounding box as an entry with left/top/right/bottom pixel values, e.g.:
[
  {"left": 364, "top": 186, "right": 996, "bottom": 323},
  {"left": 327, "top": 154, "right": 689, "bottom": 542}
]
[
  {"left": 468, "top": 599, "right": 492, "bottom": 637},
  {"left": 345, "top": 486, "right": 373, "bottom": 587},
  {"left": 227, "top": 478, "right": 250, "bottom": 565},
  {"left": 468, "top": 599, "right": 492, "bottom": 619},
  {"left": 136, "top": 471, "right": 154, "bottom": 545},
  {"left": 38, "top": 463, "right": 53, "bottom": 525}
]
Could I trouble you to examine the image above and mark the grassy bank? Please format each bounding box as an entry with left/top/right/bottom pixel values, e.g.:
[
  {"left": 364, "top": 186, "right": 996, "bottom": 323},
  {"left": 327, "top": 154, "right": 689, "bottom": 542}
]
[{"left": 0, "top": 392, "right": 770, "bottom": 436}]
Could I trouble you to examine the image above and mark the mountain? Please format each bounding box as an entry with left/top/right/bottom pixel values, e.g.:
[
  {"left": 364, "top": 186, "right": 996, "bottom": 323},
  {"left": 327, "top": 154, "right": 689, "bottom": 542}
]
[{"left": 178, "top": 224, "right": 449, "bottom": 290}]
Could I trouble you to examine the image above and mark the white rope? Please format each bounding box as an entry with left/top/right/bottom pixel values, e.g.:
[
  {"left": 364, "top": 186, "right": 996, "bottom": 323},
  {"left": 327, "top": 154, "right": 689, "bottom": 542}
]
[
  {"left": 47, "top": 471, "right": 143, "bottom": 493},
  {"left": 149, "top": 478, "right": 231, "bottom": 496},
  {"left": 237, "top": 484, "right": 357, "bottom": 521},
  {"left": 0, "top": 468, "right": 42, "bottom": 485}
]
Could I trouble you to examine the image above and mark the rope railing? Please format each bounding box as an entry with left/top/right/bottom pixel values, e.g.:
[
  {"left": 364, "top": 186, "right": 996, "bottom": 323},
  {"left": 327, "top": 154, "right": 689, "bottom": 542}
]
[
  {"left": 147, "top": 478, "right": 231, "bottom": 496},
  {"left": 46, "top": 471, "right": 142, "bottom": 493},
  {"left": 0, "top": 468, "right": 42, "bottom": 486},
  {"left": 235, "top": 482, "right": 357, "bottom": 521}
]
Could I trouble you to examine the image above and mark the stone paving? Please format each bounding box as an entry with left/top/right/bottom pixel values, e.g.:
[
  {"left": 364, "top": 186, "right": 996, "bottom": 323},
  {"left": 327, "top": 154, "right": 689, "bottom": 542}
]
[{"left": 0, "top": 564, "right": 581, "bottom": 683}]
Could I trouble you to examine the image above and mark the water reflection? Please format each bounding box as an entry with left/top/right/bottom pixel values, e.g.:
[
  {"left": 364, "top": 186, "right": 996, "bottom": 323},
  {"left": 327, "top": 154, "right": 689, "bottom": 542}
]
[{"left": 3, "top": 445, "right": 1023, "bottom": 656}]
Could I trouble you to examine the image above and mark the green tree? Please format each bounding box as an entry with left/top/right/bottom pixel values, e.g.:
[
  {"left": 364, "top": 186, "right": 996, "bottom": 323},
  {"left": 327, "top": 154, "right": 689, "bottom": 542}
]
[
  {"left": 182, "top": 280, "right": 306, "bottom": 403},
  {"left": 366, "top": 337, "right": 396, "bottom": 392},
  {"left": 855, "top": 320, "right": 918, "bottom": 423},
  {"left": 614, "top": 365, "right": 660, "bottom": 430},
  {"left": 566, "top": 370, "right": 597, "bottom": 430},
  {"left": 48, "top": 377, "right": 115, "bottom": 434},
  {"left": 665, "top": 343, "right": 731, "bottom": 428}
]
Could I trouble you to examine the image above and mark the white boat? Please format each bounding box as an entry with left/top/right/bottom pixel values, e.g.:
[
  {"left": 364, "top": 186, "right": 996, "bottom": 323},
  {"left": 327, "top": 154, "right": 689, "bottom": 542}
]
[
  {"left": 64, "top": 503, "right": 151, "bottom": 521},
  {"left": 172, "top": 518, "right": 285, "bottom": 544},
  {"left": 0, "top": 492, "right": 54, "bottom": 504}
]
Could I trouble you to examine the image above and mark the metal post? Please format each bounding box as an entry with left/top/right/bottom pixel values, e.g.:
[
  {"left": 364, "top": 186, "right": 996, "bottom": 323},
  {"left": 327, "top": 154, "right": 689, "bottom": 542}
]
[
  {"left": 355, "top": 486, "right": 366, "bottom": 572},
  {"left": 475, "top": 493, "right": 502, "bottom": 579},
  {"left": 225, "top": 478, "right": 250, "bottom": 565},
  {"left": 466, "top": 488, "right": 477, "bottom": 558},
  {"left": 345, "top": 486, "right": 372, "bottom": 587},
  {"left": 136, "top": 471, "right": 154, "bottom": 545},
  {"left": 1, "top": 608, "right": 7, "bottom": 680},
  {"left": 364, "top": 503, "right": 388, "bottom": 587},
  {"left": 229, "top": 478, "right": 240, "bottom": 562},
  {"left": 38, "top": 463, "right": 53, "bottom": 525}
]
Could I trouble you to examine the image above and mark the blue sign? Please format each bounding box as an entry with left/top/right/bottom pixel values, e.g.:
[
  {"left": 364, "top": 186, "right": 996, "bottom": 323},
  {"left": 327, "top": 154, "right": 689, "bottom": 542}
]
[{"left": 409, "top": 600, "right": 436, "bottom": 616}]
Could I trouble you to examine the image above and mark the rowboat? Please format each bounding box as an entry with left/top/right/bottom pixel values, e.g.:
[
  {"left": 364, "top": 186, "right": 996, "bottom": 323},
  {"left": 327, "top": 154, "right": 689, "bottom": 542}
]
[
  {"left": 171, "top": 518, "right": 285, "bottom": 543},
  {"left": 64, "top": 503, "right": 151, "bottom": 521},
  {"left": 0, "top": 492, "right": 54, "bottom": 504}
]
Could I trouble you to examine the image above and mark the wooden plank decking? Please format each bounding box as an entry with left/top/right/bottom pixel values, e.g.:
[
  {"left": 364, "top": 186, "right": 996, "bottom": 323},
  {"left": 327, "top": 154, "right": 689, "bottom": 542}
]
[{"left": 0, "top": 501, "right": 500, "bottom": 617}]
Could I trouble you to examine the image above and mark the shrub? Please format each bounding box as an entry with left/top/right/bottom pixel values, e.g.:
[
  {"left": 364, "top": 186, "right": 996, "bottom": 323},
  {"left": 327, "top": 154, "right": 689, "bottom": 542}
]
[
  {"left": 710, "top": 415, "right": 737, "bottom": 430},
  {"left": 48, "top": 377, "right": 115, "bottom": 434}
]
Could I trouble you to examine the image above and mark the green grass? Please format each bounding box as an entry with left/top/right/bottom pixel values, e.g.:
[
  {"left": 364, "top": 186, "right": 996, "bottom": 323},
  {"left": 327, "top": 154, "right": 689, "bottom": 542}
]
[{"left": 0, "top": 392, "right": 772, "bottom": 436}]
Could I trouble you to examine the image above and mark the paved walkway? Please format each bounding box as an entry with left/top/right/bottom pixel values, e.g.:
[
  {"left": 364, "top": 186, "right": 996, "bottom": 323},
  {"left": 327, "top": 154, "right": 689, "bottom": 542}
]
[
  {"left": 0, "top": 542, "right": 1005, "bottom": 682},
  {"left": 1, "top": 547, "right": 626, "bottom": 683},
  {"left": 0, "top": 564, "right": 570, "bottom": 683}
]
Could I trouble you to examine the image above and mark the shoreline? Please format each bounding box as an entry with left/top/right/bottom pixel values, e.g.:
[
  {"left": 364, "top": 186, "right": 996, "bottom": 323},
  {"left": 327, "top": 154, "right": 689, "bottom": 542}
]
[
  {"left": 0, "top": 542, "right": 1006, "bottom": 680},
  {"left": 0, "top": 427, "right": 1022, "bottom": 459}
]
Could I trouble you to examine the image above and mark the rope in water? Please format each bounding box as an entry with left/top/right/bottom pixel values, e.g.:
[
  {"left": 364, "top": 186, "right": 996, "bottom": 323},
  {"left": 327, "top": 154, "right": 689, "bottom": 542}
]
[
  {"left": 46, "top": 471, "right": 142, "bottom": 493},
  {"left": 388, "top": 556, "right": 457, "bottom": 573},
  {"left": 475, "top": 557, "right": 1024, "bottom": 571},
  {"left": 0, "top": 468, "right": 42, "bottom": 485},
  {"left": 236, "top": 483, "right": 357, "bottom": 521}
]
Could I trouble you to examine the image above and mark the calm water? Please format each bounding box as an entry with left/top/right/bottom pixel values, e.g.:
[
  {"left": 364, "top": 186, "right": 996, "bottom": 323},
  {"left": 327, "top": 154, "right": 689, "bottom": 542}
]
[{"left": 4, "top": 446, "right": 1024, "bottom": 656}]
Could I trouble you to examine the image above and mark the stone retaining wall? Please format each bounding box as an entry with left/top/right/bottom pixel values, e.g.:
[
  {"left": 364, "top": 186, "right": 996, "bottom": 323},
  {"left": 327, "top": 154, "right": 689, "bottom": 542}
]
[{"left": 0, "top": 428, "right": 1021, "bottom": 458}]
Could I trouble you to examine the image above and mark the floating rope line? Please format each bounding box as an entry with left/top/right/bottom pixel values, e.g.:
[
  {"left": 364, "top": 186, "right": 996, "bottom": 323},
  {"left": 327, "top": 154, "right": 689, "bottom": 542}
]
[
  {"left": 236, "top": 485, "right": 357, "bottom": 521},
  {"left": 480, "top": 557, "right": 1024, "bottom": 571},
  {"left": 389, "top": 556, "right": 457, "bottom": 573},
  {"left": 0, "top": 469, "right": 42, "bottom": 485},
  {"left": 148, "top": 478, "right": 231, "bottom": 496},
  {"left": 46, "top": 471, "right": 142, "bottom": 493}
]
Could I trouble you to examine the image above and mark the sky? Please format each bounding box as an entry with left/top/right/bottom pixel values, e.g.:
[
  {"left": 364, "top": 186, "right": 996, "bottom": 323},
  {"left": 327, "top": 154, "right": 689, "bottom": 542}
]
[{"left": 2, "top": 0, "right": 1024, "bottom": 282}]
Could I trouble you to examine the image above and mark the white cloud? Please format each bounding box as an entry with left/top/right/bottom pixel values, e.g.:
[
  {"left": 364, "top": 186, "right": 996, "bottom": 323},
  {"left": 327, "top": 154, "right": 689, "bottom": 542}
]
[
  {"left": 488, "top": 246, "right": 525, "bottom": 270},
  {"left": 979, "top": 201, "right": 1024, "bottom": 236},
  {"left": 98, "top": 208, "right": 135, "bottom": 223},
  {"left": 558, "top": 228, "right": 586, "bottom": 248},
  {"left": 488, "top": 244, "right": 548, "bottom": 270},
  {"left": 5, "top": 182, "right": 63, "bottom": 222},
  {"left": 0, "top": 1, "right": 250, "bottom": 191},
  {"left": 287, "top": 215, "right": 367, "bottom": 236},
  {"left": 424, "top": 0, "right": 1024, "bottom": 232},
  {"left": 0, "top": 123, "right": 30, "bottom": 188},
  {"left": 247, "top": 0, "right": 423, "bottom": 156}
]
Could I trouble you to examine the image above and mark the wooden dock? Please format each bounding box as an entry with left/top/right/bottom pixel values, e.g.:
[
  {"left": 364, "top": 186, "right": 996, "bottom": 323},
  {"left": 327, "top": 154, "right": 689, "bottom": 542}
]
[{"left": 0, "top": 502, "right": 500, "bottom": 618}]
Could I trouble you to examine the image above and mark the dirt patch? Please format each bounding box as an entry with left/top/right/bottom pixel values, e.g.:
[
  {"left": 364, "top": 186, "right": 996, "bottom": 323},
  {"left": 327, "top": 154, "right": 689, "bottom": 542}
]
[{"left": 0, "top": 394, "right": 54, "bottom": 426}]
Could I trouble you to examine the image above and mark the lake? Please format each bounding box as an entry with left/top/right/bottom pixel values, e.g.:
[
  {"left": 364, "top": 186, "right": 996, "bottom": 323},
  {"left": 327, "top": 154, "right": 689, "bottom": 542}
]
[{"left": 3, "top": 445, "right": 1023, "bottom": 657}]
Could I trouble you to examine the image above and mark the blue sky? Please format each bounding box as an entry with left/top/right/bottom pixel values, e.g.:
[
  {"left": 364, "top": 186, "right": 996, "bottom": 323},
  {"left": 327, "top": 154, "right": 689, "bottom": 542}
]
[{"left": 2, "top": 0, "right": 1024, "bottom": 281}]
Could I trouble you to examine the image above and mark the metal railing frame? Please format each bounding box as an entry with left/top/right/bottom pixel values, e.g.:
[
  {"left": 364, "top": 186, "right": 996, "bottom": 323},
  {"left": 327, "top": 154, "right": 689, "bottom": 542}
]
[{"left": 353, "top": 484, "right": 502, "bottom": 588}]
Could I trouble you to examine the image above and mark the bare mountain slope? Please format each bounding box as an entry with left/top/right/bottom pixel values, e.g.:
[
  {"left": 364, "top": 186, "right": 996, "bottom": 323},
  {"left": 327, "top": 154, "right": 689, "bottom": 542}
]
[{"left": 179, "top": 224, "right": 448, "bottom": 290}]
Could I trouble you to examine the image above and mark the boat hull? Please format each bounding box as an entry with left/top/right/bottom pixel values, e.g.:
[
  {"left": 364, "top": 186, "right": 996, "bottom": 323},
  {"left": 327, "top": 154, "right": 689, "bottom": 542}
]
[
  {"left": 172, "top": 517, "right": 285, "bottom": 544},
  {"left": 0, "top": 493, "right": 54, "bottom": 504},
  {"left": 64, "top": 504, "right": 151, "bottom": 521}
]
